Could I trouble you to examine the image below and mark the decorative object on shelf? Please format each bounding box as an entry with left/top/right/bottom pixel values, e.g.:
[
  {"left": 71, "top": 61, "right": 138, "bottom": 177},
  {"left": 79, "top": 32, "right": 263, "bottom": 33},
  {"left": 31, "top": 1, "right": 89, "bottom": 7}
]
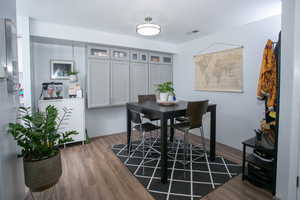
[
  {"left": 156, "top": 81, "right": 175, "bottom": 102},
  {"left": 68, "top": 71, "right": 78, "bottom": 83},
  {"left": 68, "top": 83, "right": 82, "bottom": 98},
  {"left": 136, "top": 17, "right": 161, "bottom": 36},
  {"left": 50, "top": 60, "right": 74, "bottom": 80},
  {"left": 8, "top": 106, "right": 78, "bottom": 192},
  {"left": 40, "top": 82, "right": 64, "bottom": 100},
  {"left": 194, "top": 44, "right": 243, "bottom": 92}
]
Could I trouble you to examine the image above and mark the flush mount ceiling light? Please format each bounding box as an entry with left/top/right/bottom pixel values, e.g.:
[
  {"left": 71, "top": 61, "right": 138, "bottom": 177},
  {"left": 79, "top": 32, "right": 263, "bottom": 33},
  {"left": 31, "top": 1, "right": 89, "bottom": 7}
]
[{"left": 136, "top": 17, "right": 161, "bottom": 36}]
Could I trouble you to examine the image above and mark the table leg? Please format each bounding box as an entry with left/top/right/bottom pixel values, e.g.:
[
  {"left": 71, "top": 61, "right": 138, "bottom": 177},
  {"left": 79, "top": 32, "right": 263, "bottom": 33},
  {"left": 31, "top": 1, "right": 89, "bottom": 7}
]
[
  {"left": 170, "top": 118, "right": 174, "bottom": 142},
  {"left": 127, "top": 105, "right": 132, "bottom": 152},
  {"left": 160, "top": 115, "right": 168, "bottom": 184},
  {"left": 242, "top": 144, "right": 246, "bottom": 180},
  {"left": 209, "top": 105, "right": 216, "bottom": 161}
]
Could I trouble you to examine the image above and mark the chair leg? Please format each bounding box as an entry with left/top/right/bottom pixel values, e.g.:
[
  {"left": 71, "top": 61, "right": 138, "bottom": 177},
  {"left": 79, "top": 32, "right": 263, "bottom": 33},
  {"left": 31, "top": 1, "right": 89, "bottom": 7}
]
[
  {"left": 142, "top": 131, "right": 145, "bottom": 175},
  {"left": 183, "top": 131, "right": 187, "bottom": 170},
  {"left": 200, "top": 126, "right": 206, "bottom": 154}
]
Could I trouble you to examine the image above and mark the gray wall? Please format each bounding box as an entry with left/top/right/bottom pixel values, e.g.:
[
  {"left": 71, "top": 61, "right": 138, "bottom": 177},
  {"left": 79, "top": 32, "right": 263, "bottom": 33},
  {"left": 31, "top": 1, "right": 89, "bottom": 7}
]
[
  {"left": 31, "top": 42, "right": 127, "bottom": 137},
  {"left": 0, "top": 0, "right": 25, "bottom": 199},
  {"left": 173, "top": 15, "right": 281, "bottom": 150}
]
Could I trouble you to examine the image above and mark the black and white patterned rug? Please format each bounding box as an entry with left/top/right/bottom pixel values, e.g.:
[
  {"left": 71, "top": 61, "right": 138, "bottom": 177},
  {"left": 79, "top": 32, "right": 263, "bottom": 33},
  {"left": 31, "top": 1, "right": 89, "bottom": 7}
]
[{"left": 112, "top": 138, "right": 241, "bottom": 200}]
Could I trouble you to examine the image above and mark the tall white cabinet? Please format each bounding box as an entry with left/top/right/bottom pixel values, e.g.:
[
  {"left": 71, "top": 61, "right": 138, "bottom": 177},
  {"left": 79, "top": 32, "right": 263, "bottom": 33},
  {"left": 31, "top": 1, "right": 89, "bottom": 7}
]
[
  {"left": 87, "top": 45, "right": 173, "bottom": 108},
  {"left": 111, "top": 60, "right": 130, "bottom": 105},
  {"left": 38, "top": 98, "right": 86, "bottom": 144},
  {"left": 87, "top": 58, "right": 110, "bottom": 107}
]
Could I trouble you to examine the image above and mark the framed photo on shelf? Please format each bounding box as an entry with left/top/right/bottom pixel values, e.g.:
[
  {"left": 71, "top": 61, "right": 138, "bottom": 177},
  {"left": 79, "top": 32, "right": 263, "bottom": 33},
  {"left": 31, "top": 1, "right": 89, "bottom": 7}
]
[{"left": 50, "top": 60, "right": 74, "bottom": 80}]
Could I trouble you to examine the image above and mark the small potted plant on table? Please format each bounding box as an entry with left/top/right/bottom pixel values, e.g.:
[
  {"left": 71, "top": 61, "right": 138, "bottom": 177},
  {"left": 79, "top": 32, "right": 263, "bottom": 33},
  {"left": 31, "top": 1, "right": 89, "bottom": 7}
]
[
  {"left": 156, "top": 81, "right": 175, "bottom": 102},
  {"left": 8, "top": 106, "right": 78, "bottom": 192}
]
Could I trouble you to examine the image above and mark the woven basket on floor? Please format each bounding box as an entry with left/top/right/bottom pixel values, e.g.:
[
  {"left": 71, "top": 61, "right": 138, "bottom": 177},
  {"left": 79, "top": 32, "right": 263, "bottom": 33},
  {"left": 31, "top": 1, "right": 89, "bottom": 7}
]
[{"left": 23, "top": 151, "right": 62, "bottom": 192}]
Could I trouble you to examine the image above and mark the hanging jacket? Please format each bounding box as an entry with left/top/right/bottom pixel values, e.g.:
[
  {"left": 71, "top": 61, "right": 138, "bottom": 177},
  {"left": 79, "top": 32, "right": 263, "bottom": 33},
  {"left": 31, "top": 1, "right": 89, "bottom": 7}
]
[{"left": 257, "top": 40, "right": 277, "bottom": 110}]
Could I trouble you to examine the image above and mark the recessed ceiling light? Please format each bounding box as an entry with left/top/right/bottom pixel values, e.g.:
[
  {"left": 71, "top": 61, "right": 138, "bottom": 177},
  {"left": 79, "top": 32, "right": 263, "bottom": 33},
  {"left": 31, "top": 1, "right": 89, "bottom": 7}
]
[{"left": 136, "top": 17, "right": 161, "bottom": 36}]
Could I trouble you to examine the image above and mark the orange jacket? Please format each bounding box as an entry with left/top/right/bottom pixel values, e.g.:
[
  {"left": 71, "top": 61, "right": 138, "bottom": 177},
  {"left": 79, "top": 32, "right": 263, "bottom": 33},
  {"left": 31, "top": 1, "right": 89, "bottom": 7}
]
[{"left": 257, "top": 40, "right": 277, "bottom": 110}]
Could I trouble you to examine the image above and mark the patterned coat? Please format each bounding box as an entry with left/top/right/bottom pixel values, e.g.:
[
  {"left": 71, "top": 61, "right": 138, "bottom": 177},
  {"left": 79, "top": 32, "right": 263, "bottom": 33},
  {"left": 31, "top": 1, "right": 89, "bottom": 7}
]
[{"left": 257, "top": 40, "right": 277, "bottom": 110}]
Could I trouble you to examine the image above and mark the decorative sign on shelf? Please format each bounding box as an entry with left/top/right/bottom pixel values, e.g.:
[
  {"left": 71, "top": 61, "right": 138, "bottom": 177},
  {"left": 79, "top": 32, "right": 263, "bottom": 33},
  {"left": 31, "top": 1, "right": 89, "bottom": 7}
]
[{"left": 194, "top": 47, "right": 243, "bottom": 93}]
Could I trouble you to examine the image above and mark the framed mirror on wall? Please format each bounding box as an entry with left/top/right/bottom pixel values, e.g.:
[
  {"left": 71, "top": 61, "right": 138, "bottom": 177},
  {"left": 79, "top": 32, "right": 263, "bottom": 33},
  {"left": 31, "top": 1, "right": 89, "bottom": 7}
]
[{"left": 50, "top": 60, "right": 74, "bottom": 80}]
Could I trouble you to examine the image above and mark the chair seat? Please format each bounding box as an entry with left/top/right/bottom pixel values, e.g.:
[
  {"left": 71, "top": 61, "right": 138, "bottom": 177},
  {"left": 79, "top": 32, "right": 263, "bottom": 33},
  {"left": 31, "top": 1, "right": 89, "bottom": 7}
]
[
  {"left": 143, "top": 114, "right": 160, "bottom": 121},
  {"left": 134, "top": 122, "right": 160, "bottom": 132},
  {"left": 171, "top": 122, "right": 191, "bottom": 132},
  {"left": 175, "top": 116, "right": 189, "bottom": 122}
]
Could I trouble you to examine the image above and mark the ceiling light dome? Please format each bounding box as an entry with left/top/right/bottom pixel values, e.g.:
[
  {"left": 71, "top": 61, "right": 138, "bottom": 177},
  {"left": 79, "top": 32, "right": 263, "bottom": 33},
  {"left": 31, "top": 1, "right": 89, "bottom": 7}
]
[{"left": 136, "top": 17, "right": 161, "bottom": 36}]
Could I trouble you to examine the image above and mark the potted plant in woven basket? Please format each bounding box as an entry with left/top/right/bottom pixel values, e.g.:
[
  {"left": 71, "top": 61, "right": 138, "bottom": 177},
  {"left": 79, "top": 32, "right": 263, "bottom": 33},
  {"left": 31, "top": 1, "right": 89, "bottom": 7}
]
[
  {"left": 8, "top": 106, "right": 78, "bottom": 192},
  {"left": 156, "top": 81, "right": 175, "bottom": 102}
]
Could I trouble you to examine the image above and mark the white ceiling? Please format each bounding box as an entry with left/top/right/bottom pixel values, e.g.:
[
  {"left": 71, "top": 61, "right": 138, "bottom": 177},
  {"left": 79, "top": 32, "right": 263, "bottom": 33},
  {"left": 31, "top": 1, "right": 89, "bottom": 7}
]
[{"left": 17, "top": 0, "right": 281, "bottom": 44}]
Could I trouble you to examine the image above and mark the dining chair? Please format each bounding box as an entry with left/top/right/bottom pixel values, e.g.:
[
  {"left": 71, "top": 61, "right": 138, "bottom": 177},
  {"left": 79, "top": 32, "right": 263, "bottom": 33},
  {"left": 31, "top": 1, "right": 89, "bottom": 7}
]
[
  {"left": 128, "top": 109, "right": 160, "bottom": 174},
  {"left": 171, "top": 100, "right": 209, "bottom": 171},
  {"left": 138, "top": 94, "right": 160, "bottom": 121}
]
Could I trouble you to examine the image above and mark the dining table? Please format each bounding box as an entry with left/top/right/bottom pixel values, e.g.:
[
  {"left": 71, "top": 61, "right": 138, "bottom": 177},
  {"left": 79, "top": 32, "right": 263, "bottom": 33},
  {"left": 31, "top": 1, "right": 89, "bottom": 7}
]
[{"left": 126, "top": 100, "right": 217, "bottom": 184}]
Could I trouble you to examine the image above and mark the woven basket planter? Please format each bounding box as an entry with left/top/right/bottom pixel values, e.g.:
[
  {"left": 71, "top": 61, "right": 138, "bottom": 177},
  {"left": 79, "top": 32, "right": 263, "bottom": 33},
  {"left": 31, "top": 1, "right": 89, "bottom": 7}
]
[{"left": 23, "top": 151, "right": 62, "bottom": 192}]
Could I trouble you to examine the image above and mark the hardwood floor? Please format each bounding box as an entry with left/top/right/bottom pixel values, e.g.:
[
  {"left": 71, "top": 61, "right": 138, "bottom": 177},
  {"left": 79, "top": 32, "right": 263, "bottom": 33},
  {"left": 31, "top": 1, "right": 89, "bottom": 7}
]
[{"left": 26, "top": 132, "right": 272, "bottom": 200}]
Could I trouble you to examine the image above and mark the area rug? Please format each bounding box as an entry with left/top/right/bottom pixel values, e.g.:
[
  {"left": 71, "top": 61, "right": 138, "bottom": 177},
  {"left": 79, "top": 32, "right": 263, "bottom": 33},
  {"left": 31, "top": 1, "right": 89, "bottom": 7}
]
[{"left": 112, "top": 138, "right": 241, "bottom": 200}]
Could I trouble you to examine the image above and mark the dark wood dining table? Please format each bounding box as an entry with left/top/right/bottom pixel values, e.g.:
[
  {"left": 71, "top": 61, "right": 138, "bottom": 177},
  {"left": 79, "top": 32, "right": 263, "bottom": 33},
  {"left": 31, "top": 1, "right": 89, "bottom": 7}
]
[{"left": 126, "top": 101, "right": 217, "bottom": 184}]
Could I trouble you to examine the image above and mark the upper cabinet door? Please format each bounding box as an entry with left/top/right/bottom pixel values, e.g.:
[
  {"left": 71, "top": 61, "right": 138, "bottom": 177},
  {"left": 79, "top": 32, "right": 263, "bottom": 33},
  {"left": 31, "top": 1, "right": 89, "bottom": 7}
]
[
  {"left": 130, "top": 51, "right": 139, "bottom": 62},
  {"left": 130, "top": 62, "right": 148, "bottom": 102},
  {"left": 87, "top": 59, "right": 111, "bottom": 108},
  {"left": 162, "top": 54, "right": 173, "bottom": 64},
  {"left": 139, "top": 52, "right": 148, "bottom": 63},
  {"left": 111, "top": 61, "right": 130, "bottom": 105},
  {"left": 111, "top": 48, "right": 129, "bottom": 61},
  {"left": 149, "top": 53, "right": 162, "bottom": 64},
  {"left": 149, "top": 64, "right": 172, "bottom": 94},
  {"left": 88, "top": 45, "right": 110, "bottom": 59},
  {"left": 131, "top": 51, "right": 148, "bottom": 63}
]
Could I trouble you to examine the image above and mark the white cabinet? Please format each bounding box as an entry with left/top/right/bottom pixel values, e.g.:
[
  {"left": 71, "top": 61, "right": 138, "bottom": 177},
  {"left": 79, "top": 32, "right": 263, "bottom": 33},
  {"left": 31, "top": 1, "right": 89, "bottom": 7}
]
[
  {"left": 130, "top": 50, "right": 148, "bottom": 63},
  {"left": 149, "top": 53, "right": 162, "bottom": 64},
  {"left": 87, "top": 58, "right": 111, "bottom": 108},
  {"left": 88, "top": 45, "right": 110, "bottom": 59},
  {"left": 111, "top": 48, "right": 129, "bottom": 61},
  {"left": 149, "top": 53, "right": 172, "bottom": 64},
  {"left": 149, "top": 64, "right": 172, "bottom": 93},
  {"left": 38, "top": 98, "right": 86, "bottom": 144},
  {"left": 86, "top": 46, "right": 173, "bottom": 108},
  {"left": 111, "top": 61, "right": 130, "bottom": 105},
  {"left": 130, "top": 62, "right": 148, "bottom": 101}
]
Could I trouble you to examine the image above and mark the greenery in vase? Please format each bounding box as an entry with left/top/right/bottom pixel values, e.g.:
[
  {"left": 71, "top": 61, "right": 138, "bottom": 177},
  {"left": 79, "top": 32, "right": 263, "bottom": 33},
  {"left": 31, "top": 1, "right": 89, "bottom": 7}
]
[
  {"left": 156, "top": 81, "right": 175, "bottom": 96},
  {"left": 8, "top": 106, "right": 78, "bottom": 161}
]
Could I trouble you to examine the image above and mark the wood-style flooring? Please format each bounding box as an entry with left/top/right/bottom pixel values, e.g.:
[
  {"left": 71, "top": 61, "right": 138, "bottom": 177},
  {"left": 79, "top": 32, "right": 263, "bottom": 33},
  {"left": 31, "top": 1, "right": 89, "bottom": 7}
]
[{"left": 26, "top": 132, "right": 272, "bottom": 200}]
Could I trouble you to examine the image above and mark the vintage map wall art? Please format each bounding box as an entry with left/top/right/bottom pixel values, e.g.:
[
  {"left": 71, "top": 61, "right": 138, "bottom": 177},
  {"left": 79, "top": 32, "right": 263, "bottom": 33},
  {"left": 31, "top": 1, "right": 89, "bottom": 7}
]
[{"left": 194, "top": 47, "right": 243, "bottom": 92}]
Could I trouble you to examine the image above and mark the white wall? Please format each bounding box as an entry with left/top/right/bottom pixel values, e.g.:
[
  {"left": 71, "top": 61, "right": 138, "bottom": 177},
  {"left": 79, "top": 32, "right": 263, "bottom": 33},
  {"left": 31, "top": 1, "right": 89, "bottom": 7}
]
[
  {"left": 30, "top": 20, "right": 178, "bottom": 54},
  {"left": 31, "top": 42, "right": 128, "bottom": 137},
  {"left": 17, "top": 16, "right": 32, "bottom": 108},
  {"left": 276, "top": 0, "right": 300, "bottom": 199},
  {"left": 0, "top": 0, "right": 25, "bottom": 199},
  {"left": 173, "top": 15, "right": 281, "bottom": 150}
]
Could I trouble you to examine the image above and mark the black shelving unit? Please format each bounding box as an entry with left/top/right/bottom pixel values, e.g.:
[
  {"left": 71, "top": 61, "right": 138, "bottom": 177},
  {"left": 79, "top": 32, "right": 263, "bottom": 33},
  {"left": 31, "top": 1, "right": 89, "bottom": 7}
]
[{"left": 242, "top": 137, "right": 275, "bottom": 192}]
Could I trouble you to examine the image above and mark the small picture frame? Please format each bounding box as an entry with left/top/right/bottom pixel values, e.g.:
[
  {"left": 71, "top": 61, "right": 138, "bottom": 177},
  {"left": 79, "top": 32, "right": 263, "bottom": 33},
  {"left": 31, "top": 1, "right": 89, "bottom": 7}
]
[{"left": 50, "top": 60, "right": 74, "bottom": 80}]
